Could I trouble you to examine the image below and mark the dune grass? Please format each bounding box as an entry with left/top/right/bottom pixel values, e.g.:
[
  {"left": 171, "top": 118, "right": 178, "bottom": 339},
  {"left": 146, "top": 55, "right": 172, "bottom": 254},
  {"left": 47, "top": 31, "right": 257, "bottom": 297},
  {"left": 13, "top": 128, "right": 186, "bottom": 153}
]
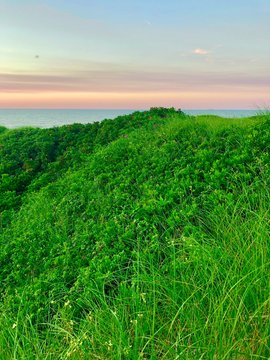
[
  {"left": 1, "top": 192, "right": 269, "bottom": 359},
  {"left": 0, "top": 109, "right": 269, "bottom": 358}
]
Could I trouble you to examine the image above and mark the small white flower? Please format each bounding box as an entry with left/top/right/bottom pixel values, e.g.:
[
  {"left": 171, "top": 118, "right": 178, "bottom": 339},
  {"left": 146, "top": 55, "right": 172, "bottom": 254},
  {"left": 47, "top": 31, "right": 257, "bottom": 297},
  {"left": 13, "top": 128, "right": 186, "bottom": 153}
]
[
  {"left": 64, "top": 300, "right": 71, "bottom": 308},
  {"left": 105, "top": 339, "right": 113, "bottom": 350},
  {"left": 140, "top": 293, "right": 146, "bottom": 303}
]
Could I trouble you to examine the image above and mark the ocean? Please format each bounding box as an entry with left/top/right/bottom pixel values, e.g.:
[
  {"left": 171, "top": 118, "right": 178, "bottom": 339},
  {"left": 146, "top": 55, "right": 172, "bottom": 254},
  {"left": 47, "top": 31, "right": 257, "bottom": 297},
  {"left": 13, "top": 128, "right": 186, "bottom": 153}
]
[{"left": 0, "top": 109, "right": 261, "bottom": 129}]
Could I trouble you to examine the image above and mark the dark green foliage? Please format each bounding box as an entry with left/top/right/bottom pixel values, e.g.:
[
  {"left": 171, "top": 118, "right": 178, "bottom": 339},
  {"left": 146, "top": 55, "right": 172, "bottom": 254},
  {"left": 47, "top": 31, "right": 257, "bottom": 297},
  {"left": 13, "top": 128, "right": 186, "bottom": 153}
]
[
  {"left": 0, "top": 126, "right": 7, "bottom": 135},
  {"left": 0, "top": 109, "right": 182, "bottom": 226}
]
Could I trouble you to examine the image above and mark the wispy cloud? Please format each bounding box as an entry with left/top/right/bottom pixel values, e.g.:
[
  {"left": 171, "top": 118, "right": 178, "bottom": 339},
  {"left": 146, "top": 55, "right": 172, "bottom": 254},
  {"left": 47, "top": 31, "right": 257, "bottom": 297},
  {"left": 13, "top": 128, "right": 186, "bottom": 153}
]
[
  {"left": 193, "top": 48, "right": 209, "bottom": 55},
  {"left": 1, "top": 68, "right": 269, "bottom": 94},
  {"left": 144, "top": 20, "right": 152, "bottom": 26}
]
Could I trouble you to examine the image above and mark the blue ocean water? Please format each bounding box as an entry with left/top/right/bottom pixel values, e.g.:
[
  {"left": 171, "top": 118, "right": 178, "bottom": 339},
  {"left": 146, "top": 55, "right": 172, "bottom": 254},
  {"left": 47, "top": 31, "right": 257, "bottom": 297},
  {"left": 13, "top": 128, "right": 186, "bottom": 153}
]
[
  {"left": 0, "top": 109, "right": 135, "bottom": 129},
  {"left": 0, "top": 109, "right": 261, "bottom": 129}
]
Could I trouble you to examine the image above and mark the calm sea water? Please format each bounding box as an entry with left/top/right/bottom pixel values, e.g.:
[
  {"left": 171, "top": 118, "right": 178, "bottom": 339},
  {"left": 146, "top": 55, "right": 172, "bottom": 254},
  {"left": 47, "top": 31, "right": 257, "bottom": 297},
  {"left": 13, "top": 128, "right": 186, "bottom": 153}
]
[{"left": 0, "top": 109, "right": 260, "bottom": 129}]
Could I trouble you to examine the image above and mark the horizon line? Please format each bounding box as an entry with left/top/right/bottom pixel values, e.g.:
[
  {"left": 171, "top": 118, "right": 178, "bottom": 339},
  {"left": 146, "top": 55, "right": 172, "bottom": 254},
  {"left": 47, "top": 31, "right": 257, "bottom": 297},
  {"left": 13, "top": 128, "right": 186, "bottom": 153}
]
[{"left": 0, "top": 107, "right": 262, "bottom": 111}]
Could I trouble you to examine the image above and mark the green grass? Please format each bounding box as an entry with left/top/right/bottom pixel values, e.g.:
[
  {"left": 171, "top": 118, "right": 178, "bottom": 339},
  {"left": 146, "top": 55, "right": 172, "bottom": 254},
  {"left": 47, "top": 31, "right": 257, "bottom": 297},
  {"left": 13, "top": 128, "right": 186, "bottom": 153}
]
[
  {"left": 0, "top": 109, "right": 269, "bottom": 358},
  {"left": 1, "top": 196, "right": 269, "bottom": 359}
]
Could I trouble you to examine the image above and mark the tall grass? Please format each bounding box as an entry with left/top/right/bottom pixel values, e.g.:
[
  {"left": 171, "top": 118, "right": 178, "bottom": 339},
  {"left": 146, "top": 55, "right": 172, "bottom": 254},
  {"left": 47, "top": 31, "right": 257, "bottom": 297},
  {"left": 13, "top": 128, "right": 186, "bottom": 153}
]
[{"left": 0, "top": 184, "right": 269, "bottom": 359}]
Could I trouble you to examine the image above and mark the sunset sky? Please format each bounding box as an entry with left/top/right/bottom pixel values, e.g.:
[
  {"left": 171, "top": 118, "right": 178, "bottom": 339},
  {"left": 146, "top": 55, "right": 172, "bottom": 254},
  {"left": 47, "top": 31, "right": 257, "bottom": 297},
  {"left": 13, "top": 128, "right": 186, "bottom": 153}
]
[{"left": 1, "top": 0, "right": 269, "bottom": 109}]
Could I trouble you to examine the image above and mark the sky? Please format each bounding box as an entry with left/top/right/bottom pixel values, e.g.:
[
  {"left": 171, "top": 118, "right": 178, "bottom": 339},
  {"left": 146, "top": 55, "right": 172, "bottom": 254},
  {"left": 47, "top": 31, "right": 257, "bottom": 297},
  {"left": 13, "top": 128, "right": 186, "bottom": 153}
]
[{"left": 0, "top": 0, "right": 270, "bottom": 109}]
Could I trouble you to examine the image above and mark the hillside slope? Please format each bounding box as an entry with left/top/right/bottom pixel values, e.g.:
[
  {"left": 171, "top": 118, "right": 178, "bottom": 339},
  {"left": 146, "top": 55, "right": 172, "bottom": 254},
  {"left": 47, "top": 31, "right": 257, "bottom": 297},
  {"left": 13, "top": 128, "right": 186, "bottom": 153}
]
[{"left": 0, "top": 109, "right": 269, "bottom": 359}]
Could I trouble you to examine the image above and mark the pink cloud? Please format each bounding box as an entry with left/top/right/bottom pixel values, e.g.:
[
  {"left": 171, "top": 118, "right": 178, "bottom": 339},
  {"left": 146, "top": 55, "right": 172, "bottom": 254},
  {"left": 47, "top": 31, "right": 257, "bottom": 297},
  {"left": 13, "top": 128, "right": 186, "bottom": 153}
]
[{"left": 193, "top": 48, "right": 209, "bottom": 55}]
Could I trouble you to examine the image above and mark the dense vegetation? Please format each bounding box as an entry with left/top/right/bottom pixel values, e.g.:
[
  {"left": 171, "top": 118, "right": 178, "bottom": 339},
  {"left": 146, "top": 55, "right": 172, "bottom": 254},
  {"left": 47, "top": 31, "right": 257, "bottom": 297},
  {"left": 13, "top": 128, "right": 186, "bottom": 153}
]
[{"left": 0, "top": 108, "right": 269, "bottom": 359}]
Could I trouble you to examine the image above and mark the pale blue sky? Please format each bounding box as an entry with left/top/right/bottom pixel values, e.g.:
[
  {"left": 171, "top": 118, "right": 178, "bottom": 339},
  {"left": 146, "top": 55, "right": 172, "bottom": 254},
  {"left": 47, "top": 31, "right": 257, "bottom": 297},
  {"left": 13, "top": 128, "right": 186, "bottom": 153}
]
[{"left": 0, "top": 0, "right": 269, "bottom": 108}]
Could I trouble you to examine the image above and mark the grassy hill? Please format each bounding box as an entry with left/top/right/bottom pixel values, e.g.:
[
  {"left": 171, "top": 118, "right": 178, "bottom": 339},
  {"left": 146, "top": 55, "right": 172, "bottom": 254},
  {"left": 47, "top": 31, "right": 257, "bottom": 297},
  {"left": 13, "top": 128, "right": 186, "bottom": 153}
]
[{"left": 0, "top": 108, "right": 269, "bottom": 359}]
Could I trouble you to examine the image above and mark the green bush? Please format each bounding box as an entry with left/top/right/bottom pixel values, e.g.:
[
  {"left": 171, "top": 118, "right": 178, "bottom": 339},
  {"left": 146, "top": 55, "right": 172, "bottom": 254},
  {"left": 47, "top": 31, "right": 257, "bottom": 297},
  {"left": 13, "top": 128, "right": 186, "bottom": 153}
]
[{"left": 0, "top": 109, "right": 269, "bottom": 358}]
